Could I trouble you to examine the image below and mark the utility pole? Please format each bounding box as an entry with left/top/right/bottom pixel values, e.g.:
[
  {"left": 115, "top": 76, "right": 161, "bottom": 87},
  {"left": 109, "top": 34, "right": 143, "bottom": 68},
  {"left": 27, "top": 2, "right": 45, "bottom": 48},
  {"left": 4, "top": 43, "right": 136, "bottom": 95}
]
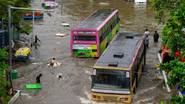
[
  {"left": 32, "top": 10, "right": 35, "bottom": 47},
  {"left": 8, "top": 5, "right": 13, "bottom": 94}
]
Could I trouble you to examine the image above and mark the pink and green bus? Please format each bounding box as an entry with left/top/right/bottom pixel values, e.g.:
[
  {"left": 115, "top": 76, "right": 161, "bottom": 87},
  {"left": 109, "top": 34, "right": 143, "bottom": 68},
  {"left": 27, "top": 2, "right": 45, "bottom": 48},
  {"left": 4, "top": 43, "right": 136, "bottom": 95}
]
[{"left": 70, "top": 9, "right": 120, "bottom": 57}]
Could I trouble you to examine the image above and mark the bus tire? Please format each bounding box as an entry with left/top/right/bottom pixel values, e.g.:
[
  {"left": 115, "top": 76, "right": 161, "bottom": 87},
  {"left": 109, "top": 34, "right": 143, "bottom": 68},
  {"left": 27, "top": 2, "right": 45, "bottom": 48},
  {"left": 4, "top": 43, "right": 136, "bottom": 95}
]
[
  {"left": 133, "top": 86, "right": 136, "bottom": 94},
  {"left": 106, "top": 43, "right": 109, "bottom": 48},
  {"left": 136, "top": 79, "right": 138, "bottom": 88},
  {"left": 116, "top": 30, "right": 118, "bottom": 34},
  {"left": 142, "top": 64, "right": 145, "bottom": 71}
]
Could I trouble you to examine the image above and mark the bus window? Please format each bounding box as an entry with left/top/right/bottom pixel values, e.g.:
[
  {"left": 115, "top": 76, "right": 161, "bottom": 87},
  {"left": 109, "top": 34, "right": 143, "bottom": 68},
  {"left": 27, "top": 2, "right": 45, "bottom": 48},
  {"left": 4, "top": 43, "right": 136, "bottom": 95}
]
[
  {"left": 74, "top": 35, "right": 96, "bottom": 41},
  {"left": 92, "top": 69, "right": 130, "bottom": 89}
]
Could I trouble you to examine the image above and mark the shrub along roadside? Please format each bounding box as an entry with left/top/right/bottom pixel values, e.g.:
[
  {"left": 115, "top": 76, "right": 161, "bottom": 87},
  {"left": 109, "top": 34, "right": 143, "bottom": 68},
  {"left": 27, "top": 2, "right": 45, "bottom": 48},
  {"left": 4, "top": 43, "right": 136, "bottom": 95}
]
[
  {"left": 160, "top": 60, "right": 185, "bottom": 90},
  {"left": 151, "top": 0, "right": 185, "bottom": 103},
  {"left": 0, "top": 48, "right": 10, "bottom": 104},
  {"left": 170, "top": 95, "right": 185, "bottom": 104},
  {"left": 160, "top": 60, "right": 185, "bottom": 103}
]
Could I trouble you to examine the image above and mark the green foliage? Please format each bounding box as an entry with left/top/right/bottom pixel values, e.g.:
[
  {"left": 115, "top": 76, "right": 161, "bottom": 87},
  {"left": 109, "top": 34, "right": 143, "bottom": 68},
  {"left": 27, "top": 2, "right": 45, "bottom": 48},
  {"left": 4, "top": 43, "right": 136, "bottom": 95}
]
[
  {"left": 0, "top": 48, "right": 8, "bottom": 61},
  {"left": 0, "top": 48, "right": 9, "bottom": 104},
  {"left": 0, "top": 76, "right": 10, "bottom": 101},
  {"left": 160, "top": 59, "right": 185, "bottom": 86},
  {"left": 0, "top": 62, "right": 8, "bottom": 77},
  {"left": 0, "top": 0, "right": 16, "bottom": 18},
  {"left": 168, "top": 66, "right": 185, "bottom": 86},
  {"left": 151, "top": 1, "right": 185, "bottom": 55},
  {"left": 152, "top": 0, "right": 185, "bottom": 102},
  {"left": 0, "top": 0, "right": 32, "bottom": 34},
  {"left": 170, "top": 95, "right": 185, "bottom": 104},
  {"left": 150, "top": 0, "right": 184, "bottom": 23},
  {"left": 160, "top": 60, "right": 179, "bottom": 72},
  {"left": 179, "top": 78, "right": 185, "bottom": 92},
  {"left": 161, "top": 3, "right": 185, "bottom": 56},
  {"left": 18, "top": 21, "right": 32, "bottom": 34},
  {"left": 160, "top": 60, "right": 185, "bottom": 91},
  {"left": 0, "top": 1, "right": 32, "bottom": 102}
]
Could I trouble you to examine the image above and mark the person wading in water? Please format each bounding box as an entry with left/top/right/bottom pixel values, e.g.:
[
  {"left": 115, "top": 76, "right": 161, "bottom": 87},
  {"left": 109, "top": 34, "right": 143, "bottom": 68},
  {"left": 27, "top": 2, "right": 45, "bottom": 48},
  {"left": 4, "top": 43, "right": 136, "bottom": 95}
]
[{"left": 36, "top": 73, "right": 42, "bottom": 83}]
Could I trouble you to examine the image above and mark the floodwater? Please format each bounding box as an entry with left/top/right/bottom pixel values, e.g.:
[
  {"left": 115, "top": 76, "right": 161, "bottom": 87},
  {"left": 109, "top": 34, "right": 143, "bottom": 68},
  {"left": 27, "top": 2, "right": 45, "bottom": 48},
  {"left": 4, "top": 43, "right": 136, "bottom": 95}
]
[
  {"left": 64, "top": 0, "right": 156, "bottom": 32},
  {"left": 32, "top": 0, "right": 157, "bottom": 61},
  {"left": 13, "top": 0, "right": 170, "bottom": 104}
]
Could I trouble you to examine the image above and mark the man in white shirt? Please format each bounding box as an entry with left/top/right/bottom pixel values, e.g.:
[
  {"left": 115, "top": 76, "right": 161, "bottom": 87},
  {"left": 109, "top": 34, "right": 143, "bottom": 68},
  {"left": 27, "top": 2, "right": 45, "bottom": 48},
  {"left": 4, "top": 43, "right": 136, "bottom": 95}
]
[{"left": 144, "top": 29, "right": 150, "bottom": 48}]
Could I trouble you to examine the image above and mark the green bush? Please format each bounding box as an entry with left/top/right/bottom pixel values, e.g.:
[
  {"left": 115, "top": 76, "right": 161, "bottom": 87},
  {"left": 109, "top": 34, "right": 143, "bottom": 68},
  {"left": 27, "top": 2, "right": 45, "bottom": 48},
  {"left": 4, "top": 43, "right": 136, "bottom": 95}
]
[
  {"left": 170, "top": 95, "right": 185, "bottom": 104},
  {"left": 0, "top": 48, "right": 10, "bottom": 104},
  {"left": 160, "top": 60, "right": 185, "bottom": 87}
]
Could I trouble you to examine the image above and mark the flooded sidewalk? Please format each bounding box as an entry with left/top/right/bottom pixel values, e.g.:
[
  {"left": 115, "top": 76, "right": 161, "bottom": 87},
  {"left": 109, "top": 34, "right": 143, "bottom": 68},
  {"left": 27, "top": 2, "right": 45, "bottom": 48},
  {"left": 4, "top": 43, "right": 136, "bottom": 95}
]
[{"left": 132, "top": 35, "right": 171, "bottom": 104}]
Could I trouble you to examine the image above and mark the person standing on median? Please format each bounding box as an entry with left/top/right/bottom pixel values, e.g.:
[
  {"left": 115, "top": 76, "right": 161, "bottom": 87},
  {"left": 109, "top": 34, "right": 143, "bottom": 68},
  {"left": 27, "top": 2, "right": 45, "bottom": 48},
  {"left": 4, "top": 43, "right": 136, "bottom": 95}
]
[
  {"left": 144, "top": 29, "right": 150, "bottom": 48},
  {"left": 153, "top": 31, "right": 159, "bottom": 43}
]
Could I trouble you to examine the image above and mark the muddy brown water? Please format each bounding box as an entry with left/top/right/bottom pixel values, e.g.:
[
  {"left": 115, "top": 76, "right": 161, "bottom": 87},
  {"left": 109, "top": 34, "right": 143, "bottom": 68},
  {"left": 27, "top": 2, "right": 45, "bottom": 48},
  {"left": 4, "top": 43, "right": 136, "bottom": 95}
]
[{"left": 13, "top": 0, "right": 171, "bottom": 104}]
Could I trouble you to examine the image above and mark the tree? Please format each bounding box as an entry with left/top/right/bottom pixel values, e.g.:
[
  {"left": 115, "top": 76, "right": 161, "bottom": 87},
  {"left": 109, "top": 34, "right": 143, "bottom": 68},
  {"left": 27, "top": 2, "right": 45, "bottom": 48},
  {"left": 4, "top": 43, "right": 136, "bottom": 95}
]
[
  {"left": 0, "top": 0, "right": 15, "bottom": 19},
  {"left": 151, "top": 0, "right": 185, "bottom": 103},
  {"left": 0, "top": 0, "right": 32, "bottom": 33},
  {"left": 162, "top": 4, "right": 185, "bottom": 55},
  {"left": 150, "top": 0, "right": 185, "bottom": 23},
  {"left": 151, "top": 0, "right": 185, "bottom": 56},
  {"left": 0, "top": 0, "right": 31, "bottom": 19},
  {"left": 0, "top": 0, "right": 31, "bottom": 103},
  {"left": 0, "top": 48, "right": 9, "bottom": 104}
]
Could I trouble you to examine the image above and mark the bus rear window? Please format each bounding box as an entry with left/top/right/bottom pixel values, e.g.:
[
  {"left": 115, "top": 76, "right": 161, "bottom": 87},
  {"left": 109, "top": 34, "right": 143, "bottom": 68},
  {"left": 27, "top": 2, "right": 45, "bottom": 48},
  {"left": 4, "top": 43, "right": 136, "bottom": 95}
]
[{"left": 74, "top": 36, "right": 96, "bottom": 41}]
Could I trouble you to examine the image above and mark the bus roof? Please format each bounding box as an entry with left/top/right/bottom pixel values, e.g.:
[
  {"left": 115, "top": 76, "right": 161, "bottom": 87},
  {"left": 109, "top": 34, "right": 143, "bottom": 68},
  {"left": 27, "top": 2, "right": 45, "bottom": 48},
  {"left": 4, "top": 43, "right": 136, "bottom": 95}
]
[
  {"left": 94, "top": 32, "right": 143, "bottom": 70},
  {"left": 75, "top": 9, "right": 116, "bottom": 29}
]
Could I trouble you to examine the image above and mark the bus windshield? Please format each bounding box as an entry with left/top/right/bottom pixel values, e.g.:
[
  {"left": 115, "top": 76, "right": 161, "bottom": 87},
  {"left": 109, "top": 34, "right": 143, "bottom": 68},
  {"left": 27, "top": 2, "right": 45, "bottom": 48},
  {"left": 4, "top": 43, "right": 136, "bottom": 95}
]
[
  {"left": 92, "top": 69, "right": 130, "bottom": 91},
  {"left": 74, "top": 35, "right": 96, "bottom": 41}
]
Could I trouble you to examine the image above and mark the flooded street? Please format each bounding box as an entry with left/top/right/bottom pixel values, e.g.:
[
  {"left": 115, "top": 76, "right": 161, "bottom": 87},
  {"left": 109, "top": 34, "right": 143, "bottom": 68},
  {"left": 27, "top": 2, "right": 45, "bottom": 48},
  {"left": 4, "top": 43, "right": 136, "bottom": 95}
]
[
  {"left": 13, "top": 0, "right": 170, "bottom": 104},
  {"left": 64, "top": 0, "right": 156, "bottom": 32}
]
